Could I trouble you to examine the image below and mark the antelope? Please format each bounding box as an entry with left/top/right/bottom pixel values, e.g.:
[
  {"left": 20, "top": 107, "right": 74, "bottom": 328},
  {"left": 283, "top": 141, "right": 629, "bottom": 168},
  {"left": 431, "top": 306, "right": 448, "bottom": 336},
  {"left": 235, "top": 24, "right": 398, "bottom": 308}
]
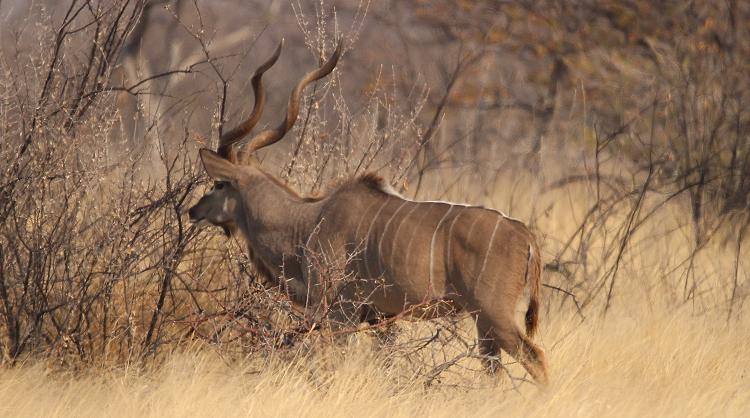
[{"left": 188, "top": 40, "right": 548, "bottom": 385}]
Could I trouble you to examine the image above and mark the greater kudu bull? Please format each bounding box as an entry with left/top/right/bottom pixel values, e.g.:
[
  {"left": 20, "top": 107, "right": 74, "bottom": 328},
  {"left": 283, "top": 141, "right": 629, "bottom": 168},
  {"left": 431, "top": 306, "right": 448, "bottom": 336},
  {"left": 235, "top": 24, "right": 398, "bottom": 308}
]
[{"left": 188, "top": 40, "right": 548, "bottom": 384}]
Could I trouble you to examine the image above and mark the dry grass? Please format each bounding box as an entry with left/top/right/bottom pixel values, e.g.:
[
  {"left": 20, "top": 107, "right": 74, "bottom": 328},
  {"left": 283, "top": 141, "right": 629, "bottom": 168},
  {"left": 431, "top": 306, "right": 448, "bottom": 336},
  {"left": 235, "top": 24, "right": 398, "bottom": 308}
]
[
  {"left": 1, "top": 304, "right": 747, "bottom": 418},
  {"left": 2, "top": 193, "right": 748, "bottom": 417}
]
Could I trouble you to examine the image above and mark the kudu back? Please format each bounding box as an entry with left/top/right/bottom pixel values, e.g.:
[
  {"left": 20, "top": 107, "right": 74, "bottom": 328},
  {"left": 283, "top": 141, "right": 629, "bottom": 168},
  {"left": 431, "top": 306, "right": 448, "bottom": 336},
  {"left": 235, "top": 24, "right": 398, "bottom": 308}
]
[{"left": 188, "top": 40, "right": 548, "bottom": 385}]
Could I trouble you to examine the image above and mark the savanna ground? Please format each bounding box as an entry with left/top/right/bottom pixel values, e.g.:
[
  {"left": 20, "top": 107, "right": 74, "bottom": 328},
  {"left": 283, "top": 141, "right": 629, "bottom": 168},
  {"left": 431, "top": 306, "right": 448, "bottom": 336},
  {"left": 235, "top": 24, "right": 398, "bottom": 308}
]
[{"left": 1, "top": 1, "right": 749, "bottom": 417}]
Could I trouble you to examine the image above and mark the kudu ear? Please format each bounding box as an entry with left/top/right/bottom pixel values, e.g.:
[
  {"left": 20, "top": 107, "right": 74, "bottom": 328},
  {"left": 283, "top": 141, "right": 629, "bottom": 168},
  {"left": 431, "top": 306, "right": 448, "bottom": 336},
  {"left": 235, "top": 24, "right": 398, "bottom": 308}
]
[{"left": 199, "top": 148, "right": 238, "bottom": 182}]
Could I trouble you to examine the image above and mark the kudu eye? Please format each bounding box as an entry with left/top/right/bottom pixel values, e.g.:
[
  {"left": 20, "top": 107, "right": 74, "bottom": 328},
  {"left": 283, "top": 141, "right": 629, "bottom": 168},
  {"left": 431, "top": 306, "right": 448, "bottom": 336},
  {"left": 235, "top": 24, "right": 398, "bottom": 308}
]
[{"left": 215, "top": 182, "right": 226, "bottom": 190}]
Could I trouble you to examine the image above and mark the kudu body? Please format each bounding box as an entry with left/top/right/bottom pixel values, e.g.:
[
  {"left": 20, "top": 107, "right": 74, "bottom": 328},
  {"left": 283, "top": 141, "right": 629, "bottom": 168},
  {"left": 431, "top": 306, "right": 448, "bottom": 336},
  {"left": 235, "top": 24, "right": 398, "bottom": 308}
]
[{"left": 188, "top": 41, "right": 548, "bottom": 384}]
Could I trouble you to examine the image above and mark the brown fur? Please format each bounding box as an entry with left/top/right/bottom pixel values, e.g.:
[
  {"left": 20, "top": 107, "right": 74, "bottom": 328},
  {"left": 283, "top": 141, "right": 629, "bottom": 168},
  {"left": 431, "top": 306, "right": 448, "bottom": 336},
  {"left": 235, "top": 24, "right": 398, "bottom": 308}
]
[
  {"left": 191, "top": 151, "right": 548, "bottom": 385},
  {"left": 358, "top": 173, "right": 390, "bottom": 191},
  {"left": 256, "top": 172, "right": 386, "bottom": 204},
  {"left": 188, "top": 40, "right": 548, "bottom": 383}
]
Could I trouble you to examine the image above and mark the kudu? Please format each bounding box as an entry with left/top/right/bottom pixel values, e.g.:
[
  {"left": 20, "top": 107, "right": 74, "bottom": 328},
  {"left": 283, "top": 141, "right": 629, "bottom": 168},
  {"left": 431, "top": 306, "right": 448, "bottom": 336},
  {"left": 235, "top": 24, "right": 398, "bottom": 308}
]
[{"left": 188, "top": 40, "right": 548, "bottom": 385}]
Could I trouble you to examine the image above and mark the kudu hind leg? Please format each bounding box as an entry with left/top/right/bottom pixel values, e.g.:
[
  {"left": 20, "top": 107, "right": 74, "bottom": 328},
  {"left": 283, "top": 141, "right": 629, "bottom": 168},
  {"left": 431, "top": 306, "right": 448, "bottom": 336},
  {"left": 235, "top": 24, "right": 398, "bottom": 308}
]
[
  {"left": 498, "top": 324, "right": 548, "bottom": 385},
  {"left": 477, "top": 315, "right": 549, "bottom": 385}
]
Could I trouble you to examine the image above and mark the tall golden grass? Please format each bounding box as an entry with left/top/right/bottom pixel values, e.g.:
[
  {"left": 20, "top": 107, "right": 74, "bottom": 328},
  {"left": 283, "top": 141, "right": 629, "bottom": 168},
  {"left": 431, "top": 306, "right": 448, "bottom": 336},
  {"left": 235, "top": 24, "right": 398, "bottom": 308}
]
[
  {"left": 1, "top": 301, "right": 747, "bottom": 417},
  {"left": 2, "top": 184, "right": 748, "bottom": 417}
]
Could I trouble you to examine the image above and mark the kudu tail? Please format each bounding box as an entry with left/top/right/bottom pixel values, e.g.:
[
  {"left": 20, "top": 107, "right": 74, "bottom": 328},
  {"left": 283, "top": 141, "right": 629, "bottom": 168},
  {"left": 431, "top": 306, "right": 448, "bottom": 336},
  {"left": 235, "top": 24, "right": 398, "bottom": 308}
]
[{"left": 524, "top": 242, "right": 542, "bottom": 339}]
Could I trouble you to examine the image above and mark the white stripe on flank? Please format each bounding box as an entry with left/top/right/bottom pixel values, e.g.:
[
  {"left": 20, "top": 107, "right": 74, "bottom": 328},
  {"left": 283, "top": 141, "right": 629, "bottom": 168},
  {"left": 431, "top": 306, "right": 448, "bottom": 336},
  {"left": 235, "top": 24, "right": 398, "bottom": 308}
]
[
  {"left": 476, "top": 216, "right": 501, "bottom": 283},
  {"left": 355, "top": 200, "right": 380, "bottom": 241},
  {"left": 364, "top": 199, "right": 391, "bottom": 278},
  {"left": 445, "top": 209, "right": 465, "bottom": 268},
  {"left": 429, "top": 205, "right": 454, "bottom": 297},
  {"left": 378, "top": 199, "right": 410, "bottom": 272},
  {"left": 390, "top": 202, "right": 420, "bottom": 267},
  {"left": 349, "top": 200, "right": 380, "bottom": 275},
  {"left": 464, "top": 214, "right": 482, "bottom": 251},
  {"left": 403, "top": 202, "right": 446, "bottom": 280}
]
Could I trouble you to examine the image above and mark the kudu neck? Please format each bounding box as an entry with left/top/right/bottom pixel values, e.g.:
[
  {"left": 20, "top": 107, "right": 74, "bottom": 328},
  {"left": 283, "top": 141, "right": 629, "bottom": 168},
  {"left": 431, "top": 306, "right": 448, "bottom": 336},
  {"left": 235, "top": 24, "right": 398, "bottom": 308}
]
[{"left": 233, "top": 172, "right": 325, "bottom": 275}]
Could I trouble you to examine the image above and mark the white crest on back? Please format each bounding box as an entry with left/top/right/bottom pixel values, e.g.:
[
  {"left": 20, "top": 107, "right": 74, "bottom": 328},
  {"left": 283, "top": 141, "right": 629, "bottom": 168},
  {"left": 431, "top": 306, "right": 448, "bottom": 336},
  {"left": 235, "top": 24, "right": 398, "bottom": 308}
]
[{"left": 359, "top": 174, "right": 526, "bottom": 222}]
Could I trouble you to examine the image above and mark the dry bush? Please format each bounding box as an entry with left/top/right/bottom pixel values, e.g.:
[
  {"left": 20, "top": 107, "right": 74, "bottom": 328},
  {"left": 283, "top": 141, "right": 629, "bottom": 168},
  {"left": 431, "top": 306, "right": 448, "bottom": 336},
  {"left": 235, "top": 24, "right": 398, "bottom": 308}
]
[
  {"left": 0, "top": 0, "right": 433, "bottom": 370},
  {"left": 0, "top": 0, "right": 235, "bottom": 364}
]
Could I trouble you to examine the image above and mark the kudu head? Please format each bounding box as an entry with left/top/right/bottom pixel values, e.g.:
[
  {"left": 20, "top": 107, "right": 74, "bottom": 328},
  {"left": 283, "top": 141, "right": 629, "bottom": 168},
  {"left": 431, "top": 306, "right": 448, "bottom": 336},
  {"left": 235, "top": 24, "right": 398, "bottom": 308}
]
[{"left": 188, "top": 40, "right": 342, "bottom": 236}]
